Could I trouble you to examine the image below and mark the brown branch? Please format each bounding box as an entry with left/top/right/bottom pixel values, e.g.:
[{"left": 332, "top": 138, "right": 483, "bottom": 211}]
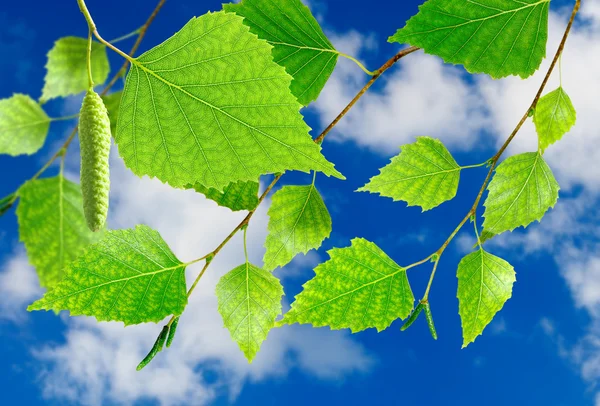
[
  {"left": 183, "top": 47, "right": 421, "bottom": 300},
  {"left": 422, "top": 0, "right": 582, "bottom": 298}
]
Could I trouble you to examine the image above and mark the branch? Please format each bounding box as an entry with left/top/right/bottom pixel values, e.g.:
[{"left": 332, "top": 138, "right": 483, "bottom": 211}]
[{"left": 420, "top": 0, "right": 582, "bottom": 298}]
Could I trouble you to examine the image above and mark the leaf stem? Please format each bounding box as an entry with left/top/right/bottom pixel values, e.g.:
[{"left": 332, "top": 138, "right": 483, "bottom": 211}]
[
  {"left": 338, "top": 52, "right": 376, "bottom": 76},
  {"left": 243, "top": 226, "right": 249, "bottom": 263},
  {"left": 459, "top": 161, "right": 489, "bottom": 170},
  {"left": 473, "top": 215, "right": 483, "bottom": 250},
  {"left": 423, "top": 257, "right": 439, "bottom": 301},
  {"left": 76, "top": 0, "right": 96, "bottom": 31},
  {"left": 107, "top": 27, "right": 143, "bottom": 44},
  {"left": 86, "top": 30, "right": 94, "bottom": 87},
  {"left": 50, "top": 114, "right": 80, "bottom": 122}
]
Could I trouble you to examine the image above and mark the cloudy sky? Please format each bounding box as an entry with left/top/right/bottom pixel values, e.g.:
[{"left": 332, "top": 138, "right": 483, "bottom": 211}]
[{"left": 1, "top": 0, "right": 599, "bottom": 405}]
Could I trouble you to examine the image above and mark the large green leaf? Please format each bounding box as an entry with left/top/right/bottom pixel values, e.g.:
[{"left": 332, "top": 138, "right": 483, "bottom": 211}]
[
  {"left": 0, "top": 94, "right": 50, "bottom": 156},
  {"left": 225, "top": 0, "right": 338, "bottom": 105},
  {"left": 17, "top": 176, "right": 101, "bottom": 288},
  {"left": 359, "top": 137, "right": 461, "bottom": 211},
  {"left": 263, "top": 184, "right": 331, "bottom": 271},
  {"left": 533, "top": 87, "right": 577, "bottom": 152},
  {"left": 28, "top": 225, "right": 188, "bottom": 325},
  {"left": 281, "top": 238, "right": 414, "bottom": 332},
  {"left": 41, "top": 37, "right": 110, "bottom": 102},
  {"left": 482, "top": 152, "right": 559, "bottom": 234},
  {"left": 216, "top": 262, "right": 283, "bottom": 362},
  {"left": 102, "top": 91, "right": 123, "bottom": 137},
  {"left": 457, "top": 248, "right": 515, "bottom": 347},
  {"left": 116, "top": 11, "right": 342, "bottom": 192},
  {"left": 190, "top": 180, "right": 259, "bottom": 212},
  {"left": 389, "top": 0, "right": 550, "bottom": 79}
]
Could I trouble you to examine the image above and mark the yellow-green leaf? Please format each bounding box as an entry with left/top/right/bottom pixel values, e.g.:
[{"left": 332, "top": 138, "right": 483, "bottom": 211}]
[
  {"left": 216, "top": 262, "right": 283, "bottom": 362},
  {"left": 457, "top": 248, "right": 515, "bottom": 347},
  {"left": 533, "top": 86, "right": 577, "bottom": 151},
  {"left": 0, "top": 94, "right": 50, "bottom": 156}
]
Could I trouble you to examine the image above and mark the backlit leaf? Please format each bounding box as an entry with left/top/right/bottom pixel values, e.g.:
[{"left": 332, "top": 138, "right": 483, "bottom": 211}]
[
  {"left": 457, "top": 248, "right": 515, "bottom": 347},
  {"left": 389, "top": 0, "right": 550, "bottom": 79},
  {"left": 0, "top": 94, "right": 50, "bottom": 156},
  {"left": 282, "top": 238, "right": 414, "bottom": 332},
  {"left": 216, "top": 262, "right": 283, "bottom": 362},
  {"left": 482, "top": 152, "right": 559, "bottom": 234},
  {"left": 116, "top": 11, "right": 342, "bottom": 192},
  {"left": 28, "top": 225, "right": 188, "bottom": 325},
  {"left": 359, "top": 137, "right": 460, "bottom": 211},
  {"left": 533, "top": 87, "right": 577, "bottom": 151},
  {"left": 225, "top": 0, "right": 338, "bottom": 105},
  {"left": 17, "top": 176, "right": 101, "bottom": 288},
  {"left": 41, "top": 37, "right": 110, "bottom": 102},
  {"left": 263, "top": 184, "right": 331, "bottom": 271}
]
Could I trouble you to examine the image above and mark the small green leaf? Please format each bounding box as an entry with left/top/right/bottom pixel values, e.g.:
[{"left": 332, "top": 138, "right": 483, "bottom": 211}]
[
  {"left": 358, "top": 137, "right": 460, "bottom": 211},
  {"left": 0, "top": 94, "right": 50, "bottom": 156},
  {"left": 0, "top": 193, "right": 16, "bottom": 217},
  {"left": 190, "top": 180, "right": 259, "bottom": 212},
  {"left": 482, "top": 152, "right": 559, "bottom": 235},
  {"left": 225, "top": 0, "right": 338, "bottom": 105},
  {"left": 533, "top": 87, "right": 577, "bottom": 151},
  {"left": 41, "top": 37, "right": 110, "bottom": 102},
  {"left": 282, "top": 238, "right": 414, "bottom": 333},
  {"left": 17, "top": 176, "right": 101, "bottom": 288},
  {"left": 263, "top": 184, "right": 331, "bottom": 271},
  {"left": 102, "top": 91, "right": 122, "bottom": 137},
  {"left": 457, "top": 249, "right": 515, "bottom": 347},
  {"left": 116, "top": 11, "right": 342, "bottom": 192},
  {"left": 389, "top": 0, "right": 550, "bottom": 79},
  {"left": 28, "top": 225, "right": 188, "bottom": 325},
  {"left": 216, "top": 262, "right": 284, "bottom": 362}
]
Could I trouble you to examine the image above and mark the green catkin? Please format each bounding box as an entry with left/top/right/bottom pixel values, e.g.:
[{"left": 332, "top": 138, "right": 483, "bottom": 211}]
[
  {"left": 423, "top": 302, "right": 438, "bottom": 340},
  {"left": 166, "top": 317, "right": 179, "bottom": 348},
  {"left": 136, "top": 326, "right": 169, "bottom": 371},
  {"left": 400, "top": 302, "right": 424, "bottom": 331},
  {"left": 78, "top": 88, "right": 111, "bottom": 232}
]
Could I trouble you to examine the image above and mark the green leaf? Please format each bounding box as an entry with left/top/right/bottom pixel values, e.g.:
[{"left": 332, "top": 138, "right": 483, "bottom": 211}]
[
  {"left": 281, "top": 238, "right": 414, "bottom": 332},
  {"left": 28, "top": 225, "right": 188, "bottom": 325},
  {"left": 116, "top": 11, "right": 342, "bottom": 192},
  {"left": 482, "top": 152, "right": 559, "bottom": 234},
  {"left": 0, "top": 94, "right": 50, "bottom": 156},
  {"left": 0, "top": 193, "right": 16, "bottom": 217},
  {"left": 102, "top": 91, "right": 122, "bottom": 137},
  {"left": 190, "top": 180, "right": 259, "bottom": 212},
  {"left": 224, "top": 0, "right": 338, "bottom": 105},
  {"left": 17, "top": 176, "right": 101, "bottom": 288},
  {"left": 216, "top": 262, "right": 284, "bottom": 362},
  {"left": 358, "top": 137, "right": 460, "bottom": 211},
  {"left": 263, "top": 183, "right": 331, "bottom": 271},
  {"left": 389, "top": 0, "right": 550, "bottom": 79},
  {"left": 457, "top": 248, "right": 515, "bottom": 347},
  {"left": 533, "top": 87, "right": 577, "bottom": 151},
  {"left": 41, "top": 37, "right": 110, "bottom": 102}
]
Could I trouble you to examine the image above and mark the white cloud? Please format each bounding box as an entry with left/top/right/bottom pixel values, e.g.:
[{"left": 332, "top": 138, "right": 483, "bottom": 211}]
[
  {"left": 0, "top": 249, "right": 42, "bottom": 323},
  {"left": 15, "top": 154, "right": 373, "bottom": 406},
  {"left": 312, "top": 50, "right": 490, "bottom": 154}
]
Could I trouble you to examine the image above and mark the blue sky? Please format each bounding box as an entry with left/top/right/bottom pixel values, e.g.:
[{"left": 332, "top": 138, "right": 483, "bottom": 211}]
[{"left": 1, "top": 0, "right": 600, "bottom": 405}]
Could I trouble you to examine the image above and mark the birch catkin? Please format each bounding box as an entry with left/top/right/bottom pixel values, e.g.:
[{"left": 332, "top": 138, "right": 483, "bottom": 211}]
[{"left": 78, "top": 88, "right": 111, "bottom": 232}]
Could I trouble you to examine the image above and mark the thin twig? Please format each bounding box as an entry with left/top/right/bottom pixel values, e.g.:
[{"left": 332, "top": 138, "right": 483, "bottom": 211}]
[{"left": 421, "top": 0, "right": 581, "bottom": 296}]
